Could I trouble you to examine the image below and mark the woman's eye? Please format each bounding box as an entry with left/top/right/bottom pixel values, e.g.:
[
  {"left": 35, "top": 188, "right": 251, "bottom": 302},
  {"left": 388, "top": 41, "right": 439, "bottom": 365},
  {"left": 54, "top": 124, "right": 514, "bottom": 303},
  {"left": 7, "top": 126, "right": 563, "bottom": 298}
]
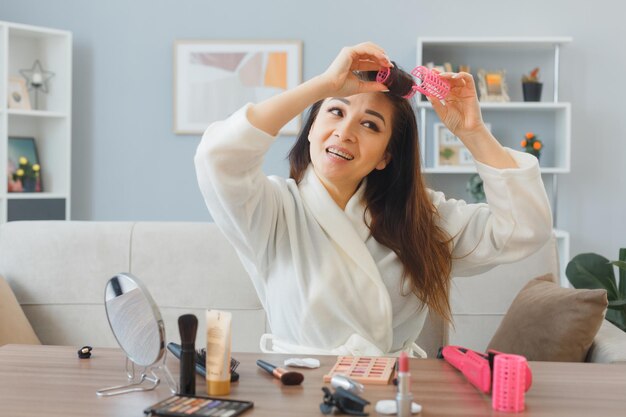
[
  {"left": 328, "top": 107, "right": 343, "bottom": 117},
  {"left": 362, "top": 121, "right": 380, "bottom": 132}
]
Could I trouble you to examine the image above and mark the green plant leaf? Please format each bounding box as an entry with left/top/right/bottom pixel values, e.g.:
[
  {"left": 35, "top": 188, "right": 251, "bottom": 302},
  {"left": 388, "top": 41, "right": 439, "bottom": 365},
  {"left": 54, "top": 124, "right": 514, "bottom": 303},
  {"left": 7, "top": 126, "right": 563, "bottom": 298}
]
[
  {"left": 566, "top": 253, "right": 619, "bottom": 299},
  {"left": 605, "top": 309, "right": 626, "bottom": 332}
]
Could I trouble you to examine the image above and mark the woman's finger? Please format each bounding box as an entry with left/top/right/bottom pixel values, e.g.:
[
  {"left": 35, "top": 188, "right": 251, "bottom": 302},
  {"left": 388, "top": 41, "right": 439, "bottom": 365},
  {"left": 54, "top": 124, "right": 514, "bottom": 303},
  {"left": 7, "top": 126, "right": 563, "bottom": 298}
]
[
  {"left": 349, "top": 42, "right": 392, "bottom": 68},
  {"left": 352, "top": 59, "right": 386, "bottom": 72}
]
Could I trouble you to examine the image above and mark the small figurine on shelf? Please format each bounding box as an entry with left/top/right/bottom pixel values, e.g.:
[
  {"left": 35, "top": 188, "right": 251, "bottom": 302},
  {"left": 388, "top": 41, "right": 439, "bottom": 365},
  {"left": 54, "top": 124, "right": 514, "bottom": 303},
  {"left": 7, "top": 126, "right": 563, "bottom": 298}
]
[
  {"left": 19, "top": 59, "right": 55, "bottom": 110},
  {"left": 521, "top": 132, "right": 543, "bottom": 160},
  {"left": 9, "top": 156, "right": 42, "bottom": 192}
]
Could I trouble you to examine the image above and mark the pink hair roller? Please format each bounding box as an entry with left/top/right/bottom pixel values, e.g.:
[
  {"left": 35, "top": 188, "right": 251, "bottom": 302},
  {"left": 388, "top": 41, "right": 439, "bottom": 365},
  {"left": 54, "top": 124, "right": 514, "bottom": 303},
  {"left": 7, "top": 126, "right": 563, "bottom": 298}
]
[
  {"left": 374, "top": 66, "right": 420, "bottom": 99},
  {"left": 376, "top": 66, "right": 390, "bottom": 84},
  {"left": 492, "top": 354, "right": 527, "bottom": 413},
  {"left": 410, "top": 66, "right": 451, "bottom": 101}
]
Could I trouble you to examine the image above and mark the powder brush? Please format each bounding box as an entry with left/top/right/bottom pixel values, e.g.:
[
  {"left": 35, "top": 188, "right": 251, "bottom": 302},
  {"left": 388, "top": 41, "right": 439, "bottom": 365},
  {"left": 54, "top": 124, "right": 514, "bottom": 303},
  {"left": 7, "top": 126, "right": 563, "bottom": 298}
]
[{"left": 178, "top": 314, "right": 198, "bottom": 395}]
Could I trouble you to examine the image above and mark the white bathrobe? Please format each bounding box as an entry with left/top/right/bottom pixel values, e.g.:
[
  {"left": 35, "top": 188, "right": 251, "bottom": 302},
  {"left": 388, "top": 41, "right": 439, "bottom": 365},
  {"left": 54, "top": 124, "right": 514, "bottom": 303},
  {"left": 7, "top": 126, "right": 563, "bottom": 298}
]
[{"left": 194, "top": 104, "right": 552, "bottom": 356}]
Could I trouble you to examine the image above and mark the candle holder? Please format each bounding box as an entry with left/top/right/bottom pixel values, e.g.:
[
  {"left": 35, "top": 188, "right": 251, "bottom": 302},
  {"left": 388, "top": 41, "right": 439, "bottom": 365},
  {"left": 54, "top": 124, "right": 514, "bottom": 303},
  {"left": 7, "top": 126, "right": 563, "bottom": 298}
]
[{"left": 19, "top": 60, "right": 55, "bottom": 110}]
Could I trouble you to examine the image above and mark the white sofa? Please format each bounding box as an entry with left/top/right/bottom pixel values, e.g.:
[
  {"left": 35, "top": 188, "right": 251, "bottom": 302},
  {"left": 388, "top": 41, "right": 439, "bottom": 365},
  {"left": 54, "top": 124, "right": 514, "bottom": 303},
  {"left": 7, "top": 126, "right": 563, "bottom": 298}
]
[{"left": 1, "top": 221, "right": 624, "bottom": 362}]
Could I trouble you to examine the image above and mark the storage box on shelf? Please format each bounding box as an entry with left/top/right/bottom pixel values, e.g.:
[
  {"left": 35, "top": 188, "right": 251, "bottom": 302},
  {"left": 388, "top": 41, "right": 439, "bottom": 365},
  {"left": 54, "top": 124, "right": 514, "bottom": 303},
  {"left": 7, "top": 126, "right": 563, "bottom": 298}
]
[
  {"left": 0, "top": 21, "right": 72, "bottom": 222},
  {"left": 416, "top": 37, "right": 571, "bottom": 285}
]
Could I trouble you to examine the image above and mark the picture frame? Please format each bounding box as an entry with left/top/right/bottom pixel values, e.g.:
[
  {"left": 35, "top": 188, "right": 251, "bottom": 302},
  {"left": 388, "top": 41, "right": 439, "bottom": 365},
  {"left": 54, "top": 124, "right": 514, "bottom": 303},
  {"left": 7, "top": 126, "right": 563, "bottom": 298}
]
[
  {"left": 174, "top": 40, "right": 302, "bottom": 135},
  {"left": 7, "top": 76, "right": 32, "bottom": 110},
  {"left": 433, "top": 123, "right": 491, "bottom": 169},
  {"left": 477, "top": 69, "right": 510, "bottom": 103},
  {"left": 7, "top": 136, "right": 42, "bottom": 193}
]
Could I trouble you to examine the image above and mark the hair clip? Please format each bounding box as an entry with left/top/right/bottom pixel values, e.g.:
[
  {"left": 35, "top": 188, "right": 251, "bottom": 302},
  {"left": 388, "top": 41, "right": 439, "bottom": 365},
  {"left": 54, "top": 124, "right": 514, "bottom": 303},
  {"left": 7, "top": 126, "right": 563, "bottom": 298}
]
[
  {"left": 320, "top": 386, "right": 370, "bottom": 416},
  {"left": 77, "top": 345, "right": 93, "bottom": 359}
]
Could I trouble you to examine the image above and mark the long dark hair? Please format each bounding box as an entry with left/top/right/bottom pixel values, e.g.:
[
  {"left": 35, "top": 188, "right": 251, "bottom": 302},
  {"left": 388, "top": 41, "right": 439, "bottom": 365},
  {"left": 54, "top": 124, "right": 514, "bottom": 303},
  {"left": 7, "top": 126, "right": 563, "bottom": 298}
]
[{"left": 288, "top": 93, "right": 454, "bottom": 322}]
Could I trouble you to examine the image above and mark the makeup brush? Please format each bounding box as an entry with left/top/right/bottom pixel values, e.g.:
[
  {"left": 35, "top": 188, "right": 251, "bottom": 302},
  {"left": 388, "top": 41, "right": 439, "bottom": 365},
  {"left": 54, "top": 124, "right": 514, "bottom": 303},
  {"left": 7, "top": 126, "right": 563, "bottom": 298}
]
[
  {"left": 178, "top": 314, "right": 198, "bottom": 395},
  {"left": 256, "top": 359, "right": 304, "bottom": 385}
]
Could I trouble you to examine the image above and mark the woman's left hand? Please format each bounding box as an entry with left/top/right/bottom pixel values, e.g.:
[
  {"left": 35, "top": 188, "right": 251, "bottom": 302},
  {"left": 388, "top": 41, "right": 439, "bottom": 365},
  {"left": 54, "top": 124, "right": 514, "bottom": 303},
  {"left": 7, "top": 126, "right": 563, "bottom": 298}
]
[
  {"left": 428, "top": 72, "right": 489, "bottom": 143},
  {"left": 429, "top": 72, "right": 518, "bottom": 169}
]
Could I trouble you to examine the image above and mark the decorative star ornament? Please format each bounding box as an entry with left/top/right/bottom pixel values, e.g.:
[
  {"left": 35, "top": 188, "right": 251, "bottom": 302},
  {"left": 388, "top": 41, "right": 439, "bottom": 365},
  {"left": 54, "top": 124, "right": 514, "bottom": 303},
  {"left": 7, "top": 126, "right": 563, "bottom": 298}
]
[{"left": 19, "top": 59, "right": 55, "bottom": 93}]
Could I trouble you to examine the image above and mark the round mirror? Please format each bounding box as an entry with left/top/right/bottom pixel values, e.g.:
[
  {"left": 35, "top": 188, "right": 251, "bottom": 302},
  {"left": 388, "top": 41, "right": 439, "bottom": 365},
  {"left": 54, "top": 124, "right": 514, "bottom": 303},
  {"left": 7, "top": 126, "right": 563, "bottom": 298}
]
[{"left": 104, "top": 273, "right": 165, "bottom": 368}]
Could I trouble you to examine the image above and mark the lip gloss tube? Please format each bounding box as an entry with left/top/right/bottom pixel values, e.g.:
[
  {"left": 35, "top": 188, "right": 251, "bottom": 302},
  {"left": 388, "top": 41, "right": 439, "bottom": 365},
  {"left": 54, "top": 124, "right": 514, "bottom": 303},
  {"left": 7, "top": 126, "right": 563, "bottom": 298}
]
[{"left": 396, "top": 352, "right": 413, "bottom": 417}]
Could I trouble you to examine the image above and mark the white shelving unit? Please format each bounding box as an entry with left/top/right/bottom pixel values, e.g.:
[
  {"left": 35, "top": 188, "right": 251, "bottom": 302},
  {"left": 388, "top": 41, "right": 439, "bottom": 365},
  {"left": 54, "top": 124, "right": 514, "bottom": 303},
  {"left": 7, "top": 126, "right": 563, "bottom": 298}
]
[
  {"left": 416, "top": 37, "right": 571, "bottom": 285},
  {"left": 0, "top": 21, "right": 72, "bottom": 222}
]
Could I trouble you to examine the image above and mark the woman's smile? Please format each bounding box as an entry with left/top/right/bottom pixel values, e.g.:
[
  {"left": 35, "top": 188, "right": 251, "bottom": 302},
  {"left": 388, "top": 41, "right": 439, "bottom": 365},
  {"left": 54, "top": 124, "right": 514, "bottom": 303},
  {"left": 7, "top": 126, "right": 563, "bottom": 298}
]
[{"left": 326, "top": 145, "right": 355, "bottom": 161}]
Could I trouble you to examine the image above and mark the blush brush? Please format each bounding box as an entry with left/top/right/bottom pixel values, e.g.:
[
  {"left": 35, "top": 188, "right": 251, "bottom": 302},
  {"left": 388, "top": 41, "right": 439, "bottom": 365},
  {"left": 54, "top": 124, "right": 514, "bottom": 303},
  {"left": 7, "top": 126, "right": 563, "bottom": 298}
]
[{"left": 256, "top": 359, "right": 304, "bottom": 385}]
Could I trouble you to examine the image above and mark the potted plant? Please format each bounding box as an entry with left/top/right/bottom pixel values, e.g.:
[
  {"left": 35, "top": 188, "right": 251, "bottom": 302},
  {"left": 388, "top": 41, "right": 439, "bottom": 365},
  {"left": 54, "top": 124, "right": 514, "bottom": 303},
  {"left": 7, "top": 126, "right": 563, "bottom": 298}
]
[
  {"left": 10, "top": 156, "right": 41, "bottom": 192},
  {"left": 566, "top": 248, "right": 626, "bottom": 332},
  {"left": 466, "top": 174, "right": 485, "bottom": 203},
  {"left": 522, "top": 67, "right": 543, "bottom": 102},
  {"left": 520, "top": 132, "right": 542, "bottom": 160}
]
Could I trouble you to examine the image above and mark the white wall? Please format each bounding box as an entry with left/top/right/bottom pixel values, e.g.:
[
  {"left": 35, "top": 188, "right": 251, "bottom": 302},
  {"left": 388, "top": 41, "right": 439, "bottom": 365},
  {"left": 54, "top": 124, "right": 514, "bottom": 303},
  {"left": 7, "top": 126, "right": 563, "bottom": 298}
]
[{"left": 1, "top": 0, "right": 625, "bottom": 262}]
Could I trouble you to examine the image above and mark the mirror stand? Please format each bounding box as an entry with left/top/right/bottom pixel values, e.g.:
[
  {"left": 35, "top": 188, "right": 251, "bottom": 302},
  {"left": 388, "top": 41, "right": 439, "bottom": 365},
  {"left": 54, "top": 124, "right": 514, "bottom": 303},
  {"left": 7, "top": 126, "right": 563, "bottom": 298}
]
[{"left": 97, "top": 353, "right": 177, "bottom": 397}]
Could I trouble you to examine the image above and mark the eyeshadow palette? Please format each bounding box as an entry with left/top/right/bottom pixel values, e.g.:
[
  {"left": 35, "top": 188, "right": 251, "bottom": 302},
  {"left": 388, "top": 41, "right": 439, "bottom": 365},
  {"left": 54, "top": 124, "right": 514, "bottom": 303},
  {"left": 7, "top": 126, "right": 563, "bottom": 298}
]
[
  {"left": 323, "top": 356, "right": 396, "bottom": 385},
  {"left": 144, "top": 394, "right": 253, "bottom": 417}
]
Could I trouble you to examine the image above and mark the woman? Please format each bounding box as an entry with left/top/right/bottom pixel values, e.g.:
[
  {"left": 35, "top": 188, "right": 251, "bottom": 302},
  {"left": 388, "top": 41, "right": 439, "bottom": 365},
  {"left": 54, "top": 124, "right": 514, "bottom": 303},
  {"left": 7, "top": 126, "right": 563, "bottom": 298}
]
[{"left": 195, "top": 42, "right": 552, "bottom": 356}]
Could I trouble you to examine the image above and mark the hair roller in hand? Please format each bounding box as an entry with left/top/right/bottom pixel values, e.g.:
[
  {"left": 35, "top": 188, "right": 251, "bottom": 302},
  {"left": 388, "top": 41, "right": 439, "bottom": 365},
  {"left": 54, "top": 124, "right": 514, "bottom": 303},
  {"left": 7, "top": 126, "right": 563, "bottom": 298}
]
[{"left": 410, "top": 66, "right": 451, "bottom": 101}]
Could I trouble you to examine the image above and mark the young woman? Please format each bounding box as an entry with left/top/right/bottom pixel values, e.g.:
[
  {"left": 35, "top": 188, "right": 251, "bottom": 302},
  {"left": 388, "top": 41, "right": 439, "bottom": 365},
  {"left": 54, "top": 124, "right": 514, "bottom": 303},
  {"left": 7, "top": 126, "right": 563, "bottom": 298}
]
[{"left": 195, "top": 42, "right": 552, "bottom": 356}]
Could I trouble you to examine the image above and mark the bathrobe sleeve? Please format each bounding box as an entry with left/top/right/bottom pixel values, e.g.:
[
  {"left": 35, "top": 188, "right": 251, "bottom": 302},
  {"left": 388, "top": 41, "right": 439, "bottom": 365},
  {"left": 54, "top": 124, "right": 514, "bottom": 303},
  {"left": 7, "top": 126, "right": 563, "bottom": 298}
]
[
  {"left": 194, "top": 104, "right": 285, "bottom": 282},
  {"left": 431, "top": 149, "right": 553, "bottom": 277}
]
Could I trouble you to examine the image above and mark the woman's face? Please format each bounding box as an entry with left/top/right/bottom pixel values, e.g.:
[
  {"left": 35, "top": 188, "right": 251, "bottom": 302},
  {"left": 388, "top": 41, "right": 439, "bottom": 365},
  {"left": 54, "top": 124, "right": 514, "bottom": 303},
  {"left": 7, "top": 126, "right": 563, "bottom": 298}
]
[{"left": 308, "top": 93, "right": 393, "bottom": 193}]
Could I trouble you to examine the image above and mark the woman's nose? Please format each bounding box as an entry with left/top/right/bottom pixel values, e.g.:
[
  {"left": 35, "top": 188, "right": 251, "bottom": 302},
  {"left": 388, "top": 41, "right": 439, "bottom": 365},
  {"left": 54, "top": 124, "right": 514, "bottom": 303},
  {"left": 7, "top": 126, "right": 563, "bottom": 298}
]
[{"left": 334, "top": 121, "right": 357, "bottom": 142}]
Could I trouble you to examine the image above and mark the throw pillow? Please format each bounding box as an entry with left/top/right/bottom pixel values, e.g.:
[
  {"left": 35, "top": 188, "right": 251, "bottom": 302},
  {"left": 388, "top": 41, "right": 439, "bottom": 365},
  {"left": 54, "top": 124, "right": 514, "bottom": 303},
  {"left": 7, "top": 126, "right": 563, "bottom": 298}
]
[
  {"left": 0, "top": 274, "right": 41, "bottom": 345},
  {"left": 487, "top": 274, "right": 607, "bottom": 362}
]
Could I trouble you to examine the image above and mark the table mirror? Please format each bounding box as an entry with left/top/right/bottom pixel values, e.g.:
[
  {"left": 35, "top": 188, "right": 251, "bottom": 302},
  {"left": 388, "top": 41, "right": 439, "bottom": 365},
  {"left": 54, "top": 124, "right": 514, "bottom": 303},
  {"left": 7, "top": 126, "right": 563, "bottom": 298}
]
[{"left": 97, "top": 273, "right": 176, "bottom": 396}]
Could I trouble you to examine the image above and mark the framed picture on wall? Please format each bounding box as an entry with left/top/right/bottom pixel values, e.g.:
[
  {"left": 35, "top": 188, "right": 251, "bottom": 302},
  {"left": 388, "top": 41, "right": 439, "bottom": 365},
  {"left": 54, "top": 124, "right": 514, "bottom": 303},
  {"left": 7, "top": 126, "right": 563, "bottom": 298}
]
[
  {"left": 7, "top": 76, "right": 32, "bottom": 110},
  {"left": 7, "top": 136, "right": 43, "bottom": 193},
  {"left": 174, "top": 40, "right": 302, "bottom": 135},
  {"left": 433, "top": 123, "right": 491, "bottom": 168},
  {"left": 477, "top": 69, "right": 510, "bottom": 103}
]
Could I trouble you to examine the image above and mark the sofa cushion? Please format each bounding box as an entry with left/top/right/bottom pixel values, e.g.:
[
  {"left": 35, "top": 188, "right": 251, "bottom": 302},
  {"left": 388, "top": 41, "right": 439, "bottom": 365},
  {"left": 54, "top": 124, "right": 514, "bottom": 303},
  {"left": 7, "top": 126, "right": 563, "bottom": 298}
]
[
  {"left": 0, "top": 275, "right": 40, "bottom": 345},
  {"left": 487, "top": 274, "right": 607, "bottom": 362},
  {"left": 0, "top": 221, "right": 133, "bottom": 305},
  {"left": 129, "top": 222, "right": 262, "bottom": 310}
]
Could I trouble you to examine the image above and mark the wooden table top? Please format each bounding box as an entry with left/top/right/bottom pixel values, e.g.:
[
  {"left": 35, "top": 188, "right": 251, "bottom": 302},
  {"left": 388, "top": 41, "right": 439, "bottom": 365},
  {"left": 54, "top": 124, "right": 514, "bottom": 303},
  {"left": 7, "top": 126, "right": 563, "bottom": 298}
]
[{"left": 0, "top": 344, "right": 625, "bottom": 417}]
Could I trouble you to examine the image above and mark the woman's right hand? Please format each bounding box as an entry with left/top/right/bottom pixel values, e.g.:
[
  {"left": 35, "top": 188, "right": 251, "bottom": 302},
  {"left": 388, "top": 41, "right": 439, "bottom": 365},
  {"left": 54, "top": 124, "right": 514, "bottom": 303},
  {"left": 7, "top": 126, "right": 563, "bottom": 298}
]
[
  {"left": 318, "top": 42, "right": 393, "bottom": 98},
  {"left": 247, "top": 42, "right": 392, "bottom": 136}
]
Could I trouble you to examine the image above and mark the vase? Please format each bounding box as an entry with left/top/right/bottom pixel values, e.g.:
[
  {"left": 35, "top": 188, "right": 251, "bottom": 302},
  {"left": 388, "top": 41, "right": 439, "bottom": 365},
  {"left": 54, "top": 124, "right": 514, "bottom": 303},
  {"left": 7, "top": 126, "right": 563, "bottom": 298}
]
[
  {"left": 22, "top": 177, "right": 36, "bottom": 192},
  {"left": 522, "top": 82, "right": 543, "bottom": 102}
]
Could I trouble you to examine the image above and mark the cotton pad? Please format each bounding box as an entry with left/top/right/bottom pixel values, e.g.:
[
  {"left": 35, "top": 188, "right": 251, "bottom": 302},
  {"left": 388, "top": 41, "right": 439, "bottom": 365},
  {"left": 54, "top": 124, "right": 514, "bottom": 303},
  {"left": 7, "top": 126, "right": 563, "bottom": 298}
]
[{"left": 375, "top": 400, "right": 422, "bottom": 415}]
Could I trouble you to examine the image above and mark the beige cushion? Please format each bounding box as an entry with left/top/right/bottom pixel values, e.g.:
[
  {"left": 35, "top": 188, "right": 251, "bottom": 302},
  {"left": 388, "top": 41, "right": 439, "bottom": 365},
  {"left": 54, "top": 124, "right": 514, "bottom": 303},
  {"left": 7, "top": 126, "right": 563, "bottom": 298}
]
[
  {"left": 487, "top": 274, "right": 607, "bottom": 362},
  {"left": 0, "top": 275, "right": 40, "bottom": 345}
]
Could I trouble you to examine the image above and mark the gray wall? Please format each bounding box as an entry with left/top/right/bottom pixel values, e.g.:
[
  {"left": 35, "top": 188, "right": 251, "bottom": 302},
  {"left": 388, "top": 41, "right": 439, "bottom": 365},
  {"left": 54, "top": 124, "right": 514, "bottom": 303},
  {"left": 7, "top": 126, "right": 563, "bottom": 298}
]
[{"left": 1, "top": 0, "right": 625, "bottom": 261}]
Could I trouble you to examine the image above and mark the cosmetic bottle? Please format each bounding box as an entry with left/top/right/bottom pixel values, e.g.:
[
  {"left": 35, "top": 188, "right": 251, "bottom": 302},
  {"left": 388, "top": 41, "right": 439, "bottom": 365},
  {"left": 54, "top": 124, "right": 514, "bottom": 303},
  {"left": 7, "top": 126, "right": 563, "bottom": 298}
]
[{"left": 205, "top": 309, "right": 232, "bottom": 396}]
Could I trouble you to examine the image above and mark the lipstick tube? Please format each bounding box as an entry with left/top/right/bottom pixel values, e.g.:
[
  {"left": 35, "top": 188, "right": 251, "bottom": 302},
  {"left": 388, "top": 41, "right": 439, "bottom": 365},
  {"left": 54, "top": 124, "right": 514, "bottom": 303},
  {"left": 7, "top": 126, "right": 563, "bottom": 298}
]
[{"left": 396, "top": 352, "right": 413, "bottom": 417}]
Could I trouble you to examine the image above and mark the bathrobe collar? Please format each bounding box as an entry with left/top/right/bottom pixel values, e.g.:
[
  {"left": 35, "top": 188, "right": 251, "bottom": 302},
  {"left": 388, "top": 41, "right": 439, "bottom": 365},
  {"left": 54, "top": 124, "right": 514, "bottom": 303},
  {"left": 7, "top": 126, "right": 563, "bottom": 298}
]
[{"left": 299, "top": 165, "right": 393, "bottom": 352}]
